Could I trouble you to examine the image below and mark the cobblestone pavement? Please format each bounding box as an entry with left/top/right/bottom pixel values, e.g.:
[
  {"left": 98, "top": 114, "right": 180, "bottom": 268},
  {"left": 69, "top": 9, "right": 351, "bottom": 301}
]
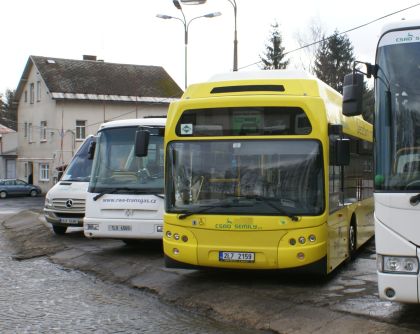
[{"left": 0, "top": 201, "right": 264, "bottom": 333}]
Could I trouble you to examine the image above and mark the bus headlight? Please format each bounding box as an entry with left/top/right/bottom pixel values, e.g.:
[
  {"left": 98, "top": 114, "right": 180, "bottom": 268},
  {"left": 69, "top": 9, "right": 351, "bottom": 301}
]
[{"left": 378, "top": 255, "right": 419, "bottom": 274}]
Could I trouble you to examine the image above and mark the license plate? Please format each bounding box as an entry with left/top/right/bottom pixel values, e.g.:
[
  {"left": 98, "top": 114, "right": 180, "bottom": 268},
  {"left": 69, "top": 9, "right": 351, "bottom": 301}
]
[
  {"left": 108, "top": 225, "right": 132, "bottom": 232},
  {"left": 219, "top": 251, "right": 255, "bottom": 263},
  {"left": 60, "top": 218, "right": 79, "bottom": 224}
]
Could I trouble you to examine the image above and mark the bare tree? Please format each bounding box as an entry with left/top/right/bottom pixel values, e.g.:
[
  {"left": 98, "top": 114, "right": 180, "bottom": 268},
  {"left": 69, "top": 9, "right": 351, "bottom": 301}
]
[
  {"left": 294, "top": 18, "right": 325, "bottom": 73},
  {"left": 0, "top": 89, "right": 17, "bottom": 130}
]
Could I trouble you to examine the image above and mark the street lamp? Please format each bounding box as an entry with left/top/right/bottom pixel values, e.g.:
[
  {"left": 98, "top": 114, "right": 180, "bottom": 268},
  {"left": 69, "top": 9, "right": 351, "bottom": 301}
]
[
  {"left": 157, "top": 1, "right": 221, "bottom": 89},
  {"left": 181, "top": 0, "right": 238, "bottom": 71}
]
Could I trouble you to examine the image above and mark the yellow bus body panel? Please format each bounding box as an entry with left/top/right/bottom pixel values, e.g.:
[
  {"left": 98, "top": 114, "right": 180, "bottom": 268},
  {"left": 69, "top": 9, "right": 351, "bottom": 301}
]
[{"left": 164, "top": 73, "right": 374, "bottom": 273}]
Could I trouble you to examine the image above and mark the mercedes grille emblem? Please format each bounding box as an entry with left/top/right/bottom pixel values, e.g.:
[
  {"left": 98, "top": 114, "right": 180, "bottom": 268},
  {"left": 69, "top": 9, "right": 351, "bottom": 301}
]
[{"left": 65, "top": 199, "right": 73, "bottom": 208}]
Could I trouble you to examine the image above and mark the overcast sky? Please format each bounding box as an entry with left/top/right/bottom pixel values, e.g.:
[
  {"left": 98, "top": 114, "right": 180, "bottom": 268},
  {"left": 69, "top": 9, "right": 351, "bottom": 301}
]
[{"left": 1, "top": 0, "right": 420, "bottom": 95}]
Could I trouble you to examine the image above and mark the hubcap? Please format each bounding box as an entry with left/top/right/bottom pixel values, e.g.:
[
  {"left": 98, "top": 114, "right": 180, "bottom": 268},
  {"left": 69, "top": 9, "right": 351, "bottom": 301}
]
[{"left": 349, "top": 225, "right": 355, "bottom": 251}]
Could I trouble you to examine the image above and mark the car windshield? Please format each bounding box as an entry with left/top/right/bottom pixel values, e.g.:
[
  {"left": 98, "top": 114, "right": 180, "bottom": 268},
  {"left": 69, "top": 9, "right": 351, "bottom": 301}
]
[
  {"left": 89, "top": 126, "right": 164, "bottom": 193},
  {"left": 62, "top": 136, "right": 94, "bottom": 182},
  {"left": 166, "top": 139, "right": 324, "bottom": 216}
]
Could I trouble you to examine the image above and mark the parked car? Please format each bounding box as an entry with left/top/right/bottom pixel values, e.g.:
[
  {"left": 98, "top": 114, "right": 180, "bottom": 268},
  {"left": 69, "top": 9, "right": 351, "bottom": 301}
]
[{"left": 0, "top": 179, "right": 42, "bottom": 198}]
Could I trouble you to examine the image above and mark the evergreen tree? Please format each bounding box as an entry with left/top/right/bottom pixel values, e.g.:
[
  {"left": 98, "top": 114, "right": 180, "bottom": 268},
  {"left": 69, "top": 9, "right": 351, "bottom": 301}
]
[
  {"left": 313, "top": 31, "right": 354, "bottom": 94},
  {"left": 0, "top": 89, "right": 17, "bottom": 130},
  {"left": 260, "top": 22, "right": 289, "bottom": 70},
  {"left": 362, "top": 85, "right": 374, "bottom": 124}
]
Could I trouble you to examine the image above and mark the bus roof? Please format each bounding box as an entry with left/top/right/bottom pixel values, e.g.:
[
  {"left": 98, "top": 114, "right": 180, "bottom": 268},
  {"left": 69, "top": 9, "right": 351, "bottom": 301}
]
[
  {"left": 380, "top": 19, "right": 420, "bottom": 35},
  {"left": 98, "top": 117, "right": 166, "bottom": 131},
  {"left": 183, "top": 70, "right": 341, "bottom": 102},
  {"left": 208, "top": 70, "right": 316, "bottom": 82}
]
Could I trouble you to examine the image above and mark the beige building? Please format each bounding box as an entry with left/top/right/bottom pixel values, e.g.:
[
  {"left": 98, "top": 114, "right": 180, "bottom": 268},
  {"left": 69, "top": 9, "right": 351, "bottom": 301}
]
[
  {"left": 0, "top": 124, "right": 17, "bottom": 179},
  {"left": 14, "top": 55, "right": 183, "bottom": 193}
]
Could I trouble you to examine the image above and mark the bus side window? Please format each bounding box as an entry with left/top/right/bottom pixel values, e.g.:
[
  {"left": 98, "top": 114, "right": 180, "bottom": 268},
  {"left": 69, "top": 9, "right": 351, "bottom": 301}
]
[{"left": 329, "top": 135, "right": 343, "bottom": 212}]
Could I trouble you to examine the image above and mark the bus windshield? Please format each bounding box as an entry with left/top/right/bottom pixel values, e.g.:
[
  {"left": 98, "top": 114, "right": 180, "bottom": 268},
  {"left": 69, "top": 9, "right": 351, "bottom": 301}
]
[
  {"left": 89, "top": 126, "right": 164, "bottom": 193},
  {"left": 375, "top": 36, "right": 420, "bottom": 191},
  {"left": 166, "top": 140, "right": 324, "bottom": 216},
  {"left": 61, "top": 136, "right": 94, "bottom": 182}
]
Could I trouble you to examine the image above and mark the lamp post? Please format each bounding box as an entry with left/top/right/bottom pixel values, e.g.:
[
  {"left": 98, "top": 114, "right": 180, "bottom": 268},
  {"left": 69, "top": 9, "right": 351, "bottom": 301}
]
[
  {"left": 157, "top": 1, "right": 221, "bottom": 89},
  {"left": 227, "top": 0, "right": 238, "bottom": 71},
  {"left": 181, "top": 0, "right": 238, "bottom": 71}
]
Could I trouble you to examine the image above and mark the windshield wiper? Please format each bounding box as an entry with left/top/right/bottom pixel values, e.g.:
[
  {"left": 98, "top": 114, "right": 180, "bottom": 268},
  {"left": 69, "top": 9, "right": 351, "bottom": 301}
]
[
  {"left": 93, "top": 187, "right": 132, "bottom": 201},
  {"left": 93, "top": 188, "right": 164, "bottom": 201},
  {"left": 178, "top": 200, "right": 251, "bottom": 220},
  {"left": 226, "top": 194, "right": 300, "bottom": 222},
  {"left": 178, "top": 205, "right": 219, "bottom": 220}
]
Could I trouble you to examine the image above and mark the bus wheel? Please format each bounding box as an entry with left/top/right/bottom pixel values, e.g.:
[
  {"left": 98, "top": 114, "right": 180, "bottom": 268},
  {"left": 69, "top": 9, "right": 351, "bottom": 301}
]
[
  {"left": 348, "top": 220, "right": 357, "bottom": 260},
  {"left": 122, "top": 239, "right": 141, "bottom": 246},
  {"left": 0, "top": 191, "right": 7, "bottom": 199},
  {"left": 52, "top": 225, "right": 67, "bottom": 235}
]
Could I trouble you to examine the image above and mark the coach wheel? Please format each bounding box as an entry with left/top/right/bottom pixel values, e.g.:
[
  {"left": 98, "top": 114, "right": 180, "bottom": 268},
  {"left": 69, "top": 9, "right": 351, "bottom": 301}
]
[{"left": 0, "top": 191, "right": 7, "bottom": 199}]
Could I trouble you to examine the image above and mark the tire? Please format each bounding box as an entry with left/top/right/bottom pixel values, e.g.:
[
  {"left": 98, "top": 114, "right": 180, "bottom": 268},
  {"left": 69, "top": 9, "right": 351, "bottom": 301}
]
[
  {"left": 348, "top": 220, "right": 357, "bottom": 260},
  {"left": 122, "top": 239, "right": 141, "bottom": 246},
  {"left": 0, "top": 191, "right": 7, "bottom": 199},
  {"left": 30, "top": 189, "right": 38, "bottom": 197},
  {"left": 52, "top": 225, "right": 67, "bottom": 235}
]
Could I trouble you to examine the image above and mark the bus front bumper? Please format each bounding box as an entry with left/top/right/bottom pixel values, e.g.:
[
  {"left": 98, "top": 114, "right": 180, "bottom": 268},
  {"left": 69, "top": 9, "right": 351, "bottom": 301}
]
[
  {"left": 163, "top": 223, "right": 327, "bottom": 272},
  {"left": 84, "top": 217, "right": 163, "bottom": 240},
  {"left": 44, "top": 208, "right": 84, "bottom": 227}
]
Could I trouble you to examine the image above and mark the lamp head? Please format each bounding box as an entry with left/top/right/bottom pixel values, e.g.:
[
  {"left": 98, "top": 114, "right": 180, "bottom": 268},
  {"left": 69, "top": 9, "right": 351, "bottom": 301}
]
[
  {"left": 173, "top": 0, "right": 182, "bottom": 10},
  {"left": 156, "top": 14, "right": 173, "bottom": 19},
  {"left": 180, "top": 0, "right": 207, "bottom": 4},
  {"left": 204, "top": 11, "right": 222, "bottom": 18}
]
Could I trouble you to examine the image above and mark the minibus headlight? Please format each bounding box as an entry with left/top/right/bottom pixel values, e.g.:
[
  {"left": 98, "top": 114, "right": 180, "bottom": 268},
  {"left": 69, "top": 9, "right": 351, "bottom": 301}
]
[
  {"left": 44, "top": 197, "right": 53, "bottom": 208},
  {"left": 378, "top": 255, "right": 419, "bottom": 274}
]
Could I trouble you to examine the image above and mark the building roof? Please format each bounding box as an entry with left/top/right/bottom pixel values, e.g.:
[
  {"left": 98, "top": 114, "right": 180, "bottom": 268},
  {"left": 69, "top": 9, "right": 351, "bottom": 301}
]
[
  {"left": 15, "top": 55, "right": 183, "bottom": 103},
  {"left": 0, "top": 124, "right": 16, "bottom": 135}
]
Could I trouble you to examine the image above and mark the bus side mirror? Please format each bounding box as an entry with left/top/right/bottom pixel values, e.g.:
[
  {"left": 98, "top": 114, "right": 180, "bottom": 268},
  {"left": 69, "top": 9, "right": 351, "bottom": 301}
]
[
  {"left": 342, "top": 73, "right": 364, "bottom": 117},
  {"left": 87, "top": 142, "right": 96, "bottom": 160},
  {"left": 135, "top": 130, "right": 150, "bottom": 157},
  {"left": 334, "top": 138, "right": 350, "bottom": 166}
]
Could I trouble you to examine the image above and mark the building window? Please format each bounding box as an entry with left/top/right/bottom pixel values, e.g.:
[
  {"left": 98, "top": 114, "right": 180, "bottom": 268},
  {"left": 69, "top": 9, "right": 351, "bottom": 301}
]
[
  {"left": 24, "top": 162, "right": 28, "bottom": 178},
  {"left": 28, "top": 123, "right": 33, "bottom": 142},
  {"left": 76, "top": 120, "right": 86, "bottom": 140},
  {"left": 29, "top": 83, "right": 34, "bottom": 104},
  {"left": 39, "top": 163, "right": 49, "bottom": 181},
  {"left": 24, "top": 122, "right": 28, "bottom": 137},
  {"left": 40, "top": 121, "right": 47, "bottom": 141},
  {"left": 24, "top": 91, "right": 28, "bottom": 103},
  {"left": 36, "top": 81, "right": 41, "bottom": 102}
]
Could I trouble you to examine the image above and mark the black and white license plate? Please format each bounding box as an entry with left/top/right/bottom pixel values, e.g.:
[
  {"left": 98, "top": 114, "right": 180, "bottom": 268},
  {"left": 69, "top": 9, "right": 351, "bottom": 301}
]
[
  {"left": 219, "top": 251, "right": 255, "bottom": 263},
  {"left": 60, "top": 218, "right": 79, "bottom": 224},
  {"left": 108, "top": 225, "right": 132, "bottom": 232}
]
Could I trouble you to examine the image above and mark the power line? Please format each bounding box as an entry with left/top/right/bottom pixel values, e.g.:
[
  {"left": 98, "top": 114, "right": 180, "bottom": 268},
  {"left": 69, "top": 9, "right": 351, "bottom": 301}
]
[{"left": 239, "top": 2, "right": 420, "bottom": 70}]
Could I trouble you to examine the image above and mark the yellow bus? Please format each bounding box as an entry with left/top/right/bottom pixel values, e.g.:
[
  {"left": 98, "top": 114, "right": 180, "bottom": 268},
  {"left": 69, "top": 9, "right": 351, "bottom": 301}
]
[{"left": 161, "top": 70, "right": 374, "bottom": 275}]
